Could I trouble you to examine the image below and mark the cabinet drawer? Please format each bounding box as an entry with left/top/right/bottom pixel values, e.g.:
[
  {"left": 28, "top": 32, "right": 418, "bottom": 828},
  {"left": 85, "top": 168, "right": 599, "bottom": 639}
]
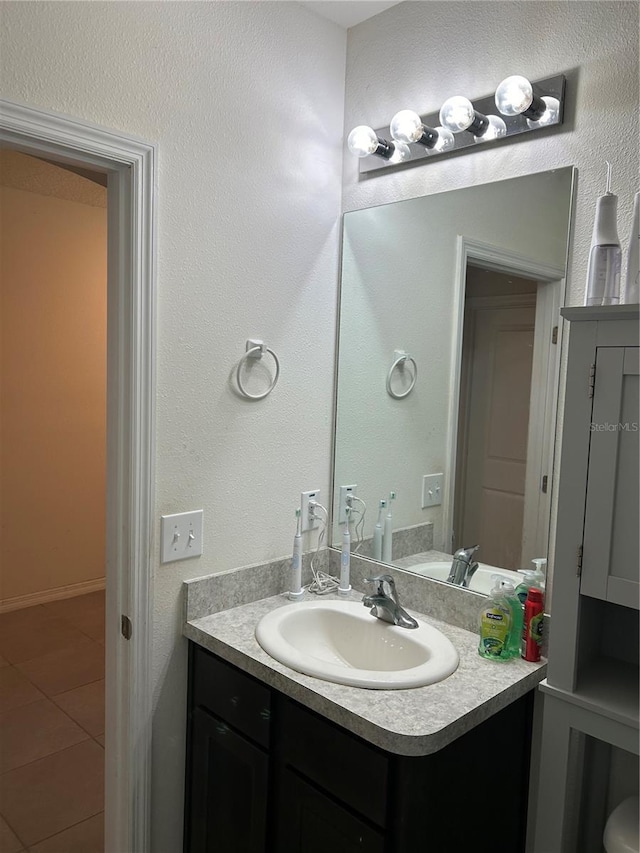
[
  {"left": 192, "top": 646, "right": 271, "bottom": 748},
  {"left": 277, "top": 698, "right": 388, "bottom": 827}
]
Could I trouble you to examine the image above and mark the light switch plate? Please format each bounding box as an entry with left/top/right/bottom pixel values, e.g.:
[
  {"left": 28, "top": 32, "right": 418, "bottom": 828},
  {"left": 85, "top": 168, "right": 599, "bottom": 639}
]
[
  {"left": 422, "top": 474, "right": 444, "bottom": 508},
  {"left": 161, "top": 510, "right": 204, "bottom": 563}
]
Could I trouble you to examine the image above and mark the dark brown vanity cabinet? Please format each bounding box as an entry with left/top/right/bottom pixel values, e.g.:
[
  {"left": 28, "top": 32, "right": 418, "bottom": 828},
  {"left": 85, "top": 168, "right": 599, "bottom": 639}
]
[{"left": 185, "top": 643, "right": 534, "bottom": 853}]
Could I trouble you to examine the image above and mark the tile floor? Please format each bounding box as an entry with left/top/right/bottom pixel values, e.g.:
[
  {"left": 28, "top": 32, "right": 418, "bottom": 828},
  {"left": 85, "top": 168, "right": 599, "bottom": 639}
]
[{"left": 0, "top": 590, "right": 105, "bottom": 852}]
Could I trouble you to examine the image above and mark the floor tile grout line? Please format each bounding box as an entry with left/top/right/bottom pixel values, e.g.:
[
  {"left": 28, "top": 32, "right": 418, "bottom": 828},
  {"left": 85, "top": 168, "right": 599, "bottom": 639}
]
[
  {"left": 0, "top": 593, "right": 105, "bottom": 851},
  {"left": 0, "top": 806, "right": 29, "bottom": 850},
  {"left": 17, "top": 807, "right": 105, "bottom": 851},
  {"left": 0, "top": 734, "right": 102, "bottom": 780},
  {"left": 9, "top": 658, "right": 106, "bottom": 703},
  {"left": 1, "top": 678, "right": 103, "bottom": 765}
]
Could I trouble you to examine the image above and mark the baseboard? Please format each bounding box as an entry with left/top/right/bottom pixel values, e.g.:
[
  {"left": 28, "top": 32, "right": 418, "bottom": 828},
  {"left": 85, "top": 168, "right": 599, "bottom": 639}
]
[{"left": 0, "top": 577, "right": 106, "bottom": 613}]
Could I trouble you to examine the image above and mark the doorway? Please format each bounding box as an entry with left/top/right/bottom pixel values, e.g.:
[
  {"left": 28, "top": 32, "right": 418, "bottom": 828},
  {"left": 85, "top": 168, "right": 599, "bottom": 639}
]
[
  {"left": 453, "top": 267, "right": 539, "bottom": 569},
  {"left": 0, "top": 149, "right": 108, "bottom": 849},
  {"left": 0, "top": 99, "right": 155, "bottom": 853},
  {"left": 445, "top": 237, "right": 565, "bottom": 575}
]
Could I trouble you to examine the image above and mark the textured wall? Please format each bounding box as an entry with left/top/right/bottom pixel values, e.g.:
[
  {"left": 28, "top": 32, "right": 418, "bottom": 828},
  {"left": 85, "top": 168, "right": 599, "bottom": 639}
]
[{"left": 0, "top": 3, "right": 346, "bottom": 848}]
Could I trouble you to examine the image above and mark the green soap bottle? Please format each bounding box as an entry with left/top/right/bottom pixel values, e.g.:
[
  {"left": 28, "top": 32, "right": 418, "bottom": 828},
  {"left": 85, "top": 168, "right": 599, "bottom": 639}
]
[
  {"left": 515, "top": 558, "right": 546, "bottom": 606},
  {"left": 500, "top": 581, "right": 524, "bottom": 659},
  {"left": 478, "top": 583, "right": 513, "bottom": 661}
]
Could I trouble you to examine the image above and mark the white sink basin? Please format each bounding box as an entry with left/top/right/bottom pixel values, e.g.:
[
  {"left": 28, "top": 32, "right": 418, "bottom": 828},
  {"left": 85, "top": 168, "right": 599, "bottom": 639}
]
[
  {"left": 255, "top": 599, "right": 458, "bottom": 690},
  {"left": 407, "top": 561, "right": 522, "bottom": 595}
]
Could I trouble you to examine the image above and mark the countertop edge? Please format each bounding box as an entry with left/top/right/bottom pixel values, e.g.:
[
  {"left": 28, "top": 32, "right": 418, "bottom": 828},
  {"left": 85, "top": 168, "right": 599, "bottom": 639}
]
[{"left": 184, "top": 617, "right": 546, "bottom": 756}]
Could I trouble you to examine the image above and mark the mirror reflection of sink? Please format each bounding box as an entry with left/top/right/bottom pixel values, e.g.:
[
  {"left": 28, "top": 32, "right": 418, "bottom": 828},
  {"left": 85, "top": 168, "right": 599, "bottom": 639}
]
[
  {"left": 255, "top": 599, "right": 459, "bottom": 690},
  {"left": 406, "top": 561, "right": 522, "bottom": 595}
]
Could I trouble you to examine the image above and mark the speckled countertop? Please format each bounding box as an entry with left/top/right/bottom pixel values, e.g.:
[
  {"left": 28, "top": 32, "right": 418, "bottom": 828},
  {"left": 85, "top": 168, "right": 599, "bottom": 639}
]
[{"left": 184, "top": 588, "right": 546, "bottom": 757}]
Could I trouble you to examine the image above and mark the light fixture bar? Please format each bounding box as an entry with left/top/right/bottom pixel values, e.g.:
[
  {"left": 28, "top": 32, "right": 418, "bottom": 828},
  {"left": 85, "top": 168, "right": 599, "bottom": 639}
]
[{"left": 357, "top": 74, "right": 565, "bottom": 175}]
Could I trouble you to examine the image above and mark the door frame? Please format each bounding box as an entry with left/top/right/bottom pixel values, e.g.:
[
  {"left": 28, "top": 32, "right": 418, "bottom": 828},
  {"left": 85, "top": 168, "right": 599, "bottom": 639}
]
[
  {"left": 0, "top": 98, "right": 156, "bottom": 853},
  {"left": 445, "top": 237, "right": 565, "bottom": 565}
]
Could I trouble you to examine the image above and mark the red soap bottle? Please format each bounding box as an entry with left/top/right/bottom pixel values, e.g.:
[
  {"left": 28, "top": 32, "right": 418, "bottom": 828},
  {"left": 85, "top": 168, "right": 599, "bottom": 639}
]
[{"left": 521, "top": 587, "right": 544, "bottom": 662}]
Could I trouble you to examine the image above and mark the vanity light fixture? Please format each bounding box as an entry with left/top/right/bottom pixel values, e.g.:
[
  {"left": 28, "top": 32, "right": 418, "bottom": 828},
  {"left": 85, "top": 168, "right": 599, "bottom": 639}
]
[{"left": 350, "top": 73, "right": 566, "bottom": 175}]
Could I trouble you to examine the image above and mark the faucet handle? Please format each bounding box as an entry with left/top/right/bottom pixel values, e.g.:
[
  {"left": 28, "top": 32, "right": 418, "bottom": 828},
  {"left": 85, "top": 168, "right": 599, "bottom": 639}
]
[
  {"left": 364, "top": 574, "right": 396, "bottom": 596},
  {"left": 454, "top": 544, "right": 479, "bottom": 563}
]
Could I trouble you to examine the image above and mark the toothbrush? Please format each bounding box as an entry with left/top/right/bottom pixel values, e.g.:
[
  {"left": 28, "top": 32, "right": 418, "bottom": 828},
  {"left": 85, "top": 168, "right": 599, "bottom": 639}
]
[
  {"left": 373, "top": 499, "right": 386, "bottom": 561},
  {"left": 382, "top": 491, "right": 396, "bottom": 562},
  {"left": 288, "top": 508, "right": 304, "bottom": 601},
  {"left": 338, "top": 506, "right": 352, "bottom": 595}
]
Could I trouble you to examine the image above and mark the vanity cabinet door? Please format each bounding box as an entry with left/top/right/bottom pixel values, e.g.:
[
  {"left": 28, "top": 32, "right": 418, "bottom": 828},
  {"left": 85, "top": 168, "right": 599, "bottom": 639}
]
[
  {"left": 581, "top": 346, "right": 639, "bottom": 608},
  {"left": 275, "top": 768, "right": 385, "bottom": 853},
  {"left": 186, "top": 707, "right": 269, "bottom": 853}
]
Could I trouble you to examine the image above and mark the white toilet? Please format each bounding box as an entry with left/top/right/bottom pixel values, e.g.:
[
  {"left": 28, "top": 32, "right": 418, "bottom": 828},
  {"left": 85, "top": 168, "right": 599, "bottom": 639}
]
[{"left": 604, "top": 796, "right": 639, "bottom": 853}]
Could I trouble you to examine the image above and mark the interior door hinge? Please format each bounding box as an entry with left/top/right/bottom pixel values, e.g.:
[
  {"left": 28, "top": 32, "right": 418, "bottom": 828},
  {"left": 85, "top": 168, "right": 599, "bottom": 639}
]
[
  {"left": 588, "top": 362, "right": 596, "bottom": 398},
  {"left": 552, "top": 325, "right": 558, "bottom": 345},
  {"left": 541, "top": 474, "right": 548, "bottom": 494},
  {"left": 576, "top": 545, "right": 583, "bottom": 576},
  {"left": 121, "top": 614, "right": 133, "bottom": 640}
]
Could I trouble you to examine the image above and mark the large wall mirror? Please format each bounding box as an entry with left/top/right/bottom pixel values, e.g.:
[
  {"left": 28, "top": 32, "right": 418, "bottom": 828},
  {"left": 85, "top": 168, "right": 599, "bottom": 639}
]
[{"left": 331, "top": 168, "right": 576, "bottom": 598}]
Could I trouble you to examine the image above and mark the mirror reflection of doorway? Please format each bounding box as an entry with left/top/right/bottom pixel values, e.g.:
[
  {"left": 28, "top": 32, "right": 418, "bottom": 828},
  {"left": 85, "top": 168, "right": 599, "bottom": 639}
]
[{"left": 453, "top": 265, "right": 541, "bottom": 570}]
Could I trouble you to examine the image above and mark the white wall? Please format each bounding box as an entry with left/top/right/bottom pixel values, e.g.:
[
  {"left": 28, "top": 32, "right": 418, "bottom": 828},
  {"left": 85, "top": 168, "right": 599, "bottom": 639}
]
[{"left": 0, "top": 3, "right": 346, "bottom": 849}]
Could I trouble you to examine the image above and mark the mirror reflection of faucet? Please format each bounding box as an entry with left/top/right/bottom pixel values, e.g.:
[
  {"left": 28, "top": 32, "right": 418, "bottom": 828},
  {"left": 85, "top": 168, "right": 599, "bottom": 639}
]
[
  {"left": 362, "top": 574, "right": 419, "bottom": 629},
  {"left": 447, "top": 545, "right": 480, "bottom": 587}
]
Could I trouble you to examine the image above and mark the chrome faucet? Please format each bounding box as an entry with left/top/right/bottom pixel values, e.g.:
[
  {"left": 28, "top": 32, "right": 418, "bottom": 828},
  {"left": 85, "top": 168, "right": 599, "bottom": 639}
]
[
  {"left": 362, "top": 575, "right": 418, "bottom": 629},
  {"left": 447, "top": 545, "right": 480, "bottom": 587}
]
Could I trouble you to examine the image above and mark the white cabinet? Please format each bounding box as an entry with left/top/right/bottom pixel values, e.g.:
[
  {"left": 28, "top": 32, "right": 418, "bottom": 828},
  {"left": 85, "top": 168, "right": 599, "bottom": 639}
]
[{"left": 531, "top": 306, "right": 639, "bottom": 853}]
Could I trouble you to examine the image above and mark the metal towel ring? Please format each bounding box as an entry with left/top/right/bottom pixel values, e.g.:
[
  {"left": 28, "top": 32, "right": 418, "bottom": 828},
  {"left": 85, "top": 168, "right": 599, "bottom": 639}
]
[
  {"left": 386, "top": 350, "right": 417, "bottom": 399},
  {"left": 236, "top": 339, "right": 280, "bottom": 400}
]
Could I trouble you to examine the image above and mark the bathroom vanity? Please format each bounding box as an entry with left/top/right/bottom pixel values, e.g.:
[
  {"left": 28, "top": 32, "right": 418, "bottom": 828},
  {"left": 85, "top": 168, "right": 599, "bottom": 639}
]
[{"left": 183, "top": 589, "right": 546, "bottom": 853}]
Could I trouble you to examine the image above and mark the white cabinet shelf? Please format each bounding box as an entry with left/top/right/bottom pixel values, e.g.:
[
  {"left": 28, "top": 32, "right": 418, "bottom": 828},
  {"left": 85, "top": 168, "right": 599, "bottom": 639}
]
[{"left": 542, "top": 657, "right": 639, "bottom": 731}]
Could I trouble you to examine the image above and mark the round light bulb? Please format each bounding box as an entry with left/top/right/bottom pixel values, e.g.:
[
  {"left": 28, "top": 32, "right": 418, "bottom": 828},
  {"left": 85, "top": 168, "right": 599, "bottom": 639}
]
[
  {"left": 390, "top": 110, "right": 424, "bottom": 144},
  {"left": 439, "top": 96, "right": 475, "bottom": 133},
  {"left": 526, "top": 96, "right": 560, "bottom": 128},
  {"left": 474, "top": 114, "right": 507, "bottom": 143},
  {"left": 388, "top": 141, "right": 411, "bottom": 164},
  {"left": 495, "top": 75, "right": 534, "bottom": 116},
  {"left": 347, "top": 125, "right": 378, "bottom": 157},
  {"left": 431, "top": 126, "right": 455, "bottom": 153}
]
